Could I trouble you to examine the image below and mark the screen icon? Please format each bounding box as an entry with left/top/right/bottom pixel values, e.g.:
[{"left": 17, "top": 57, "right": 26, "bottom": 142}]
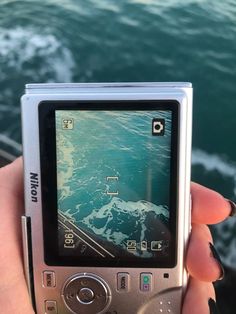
[
  {"left": 62, "top": 118, "right": 74, "bottom": 130},
  {"left": 106, "top": 176, "right": 119, "bottom": 196},
  {"left": 126, "top": 240, "right": 137, "bottom": 251},
  {"left": 140, "top": 241, "right": 147, "bottom": 251},
  {"left": 151, "top": 240, "right": 164, "bottom": 251},
  {"left": 152, "top": 118, "right": 165, "bottom": 136}
]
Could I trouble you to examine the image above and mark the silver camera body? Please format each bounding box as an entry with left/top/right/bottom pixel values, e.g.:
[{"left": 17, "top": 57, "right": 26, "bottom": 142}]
[{"left": 21, "top": 83, "right": 192, "bottom": 314}]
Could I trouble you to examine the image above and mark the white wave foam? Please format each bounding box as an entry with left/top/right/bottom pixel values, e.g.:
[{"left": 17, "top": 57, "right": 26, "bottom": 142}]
[
  {"left": 80, "top": 197, "right": 169, "bottom": 245},
  {"left": 192, "top": 148, "right": 236, "bottom": 196},
  {"left": 0, "top": 27, "right": 75, "bottom": 82}
]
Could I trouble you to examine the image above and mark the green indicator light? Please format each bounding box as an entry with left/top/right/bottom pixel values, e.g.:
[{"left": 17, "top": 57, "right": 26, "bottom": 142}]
[{"left": 143, "top": 276, "right": 149, "bottom": 283}]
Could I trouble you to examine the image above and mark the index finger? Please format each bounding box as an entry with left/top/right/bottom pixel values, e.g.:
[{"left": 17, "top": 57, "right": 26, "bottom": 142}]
[{"left": 191, "top": 182, "right": 231, "bottom": 224}]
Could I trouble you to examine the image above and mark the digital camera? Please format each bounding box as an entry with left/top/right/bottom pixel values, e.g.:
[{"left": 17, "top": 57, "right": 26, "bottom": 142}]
[{"left": 21, "top": 82, "right": 192, "bottom": 314}]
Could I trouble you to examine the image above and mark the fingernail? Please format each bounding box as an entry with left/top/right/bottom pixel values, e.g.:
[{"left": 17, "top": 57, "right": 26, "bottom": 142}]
[
  {"left": 227, "top": 199, "right": 236, "bottom": 217},
  {"left": 209, "top": 243, "right": 224, "bottom": 280},
  {"left": 208, "top": 298, "right": 220, "bottom": 314}
]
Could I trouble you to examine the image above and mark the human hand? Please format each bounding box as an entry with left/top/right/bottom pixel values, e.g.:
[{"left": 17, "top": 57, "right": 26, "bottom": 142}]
[
  {"left": 0, "top": 158, "right": 232, "bottom": 314},
  {"left": 183, "top": 182, "right": 232, "bottom": 314}
]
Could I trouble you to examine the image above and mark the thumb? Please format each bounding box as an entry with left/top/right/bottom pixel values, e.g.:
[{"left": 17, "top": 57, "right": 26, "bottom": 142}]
[
  {"left": 0, "top": 157, "right": 23, "bottom": 199},
  {"left": 0, "top": 157, "right": 34, "bottom": 313},
  {"left": 0, "top": 157, "right": 24, "bottom": 283}
]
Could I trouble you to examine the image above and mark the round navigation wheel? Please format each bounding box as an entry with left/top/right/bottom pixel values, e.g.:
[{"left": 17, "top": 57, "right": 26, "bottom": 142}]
[{"left": 62, "top": 273, "right": 111, "bottom": 314}]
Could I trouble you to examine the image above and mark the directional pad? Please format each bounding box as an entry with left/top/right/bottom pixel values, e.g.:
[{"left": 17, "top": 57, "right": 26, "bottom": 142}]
[{"left": 62, "top": 273, "right": 111, "bottom": 314}]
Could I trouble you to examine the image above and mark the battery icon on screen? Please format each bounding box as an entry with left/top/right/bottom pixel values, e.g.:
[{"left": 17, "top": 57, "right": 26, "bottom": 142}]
[{"left": 141, "top": 241, "right": 147, "bottom": 251}]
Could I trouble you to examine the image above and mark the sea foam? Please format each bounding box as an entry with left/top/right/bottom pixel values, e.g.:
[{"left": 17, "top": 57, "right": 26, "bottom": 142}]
[
  {"left": 192, "top": 148, "right": 236, "bottom": 196},
  {"left": 0, "top": 26, "right": 75, "bottom": 82}
]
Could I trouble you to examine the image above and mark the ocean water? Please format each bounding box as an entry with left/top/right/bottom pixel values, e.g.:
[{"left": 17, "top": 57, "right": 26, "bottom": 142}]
[{"left": 0, "top": 0, "right": 235, "bottom": 275}]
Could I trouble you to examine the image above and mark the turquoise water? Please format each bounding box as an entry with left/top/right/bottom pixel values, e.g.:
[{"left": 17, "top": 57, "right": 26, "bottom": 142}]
[
  {"left": 0, "top": 0, "right": 235, "bottom": 264},
  {"left": 56, "top": 110, "right": 171, "bottom": 258}
]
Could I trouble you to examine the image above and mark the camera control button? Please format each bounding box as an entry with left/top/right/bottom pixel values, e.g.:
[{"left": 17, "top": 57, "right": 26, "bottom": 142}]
[
  {"left": 77, "top": 287, "right": 95, "bottom": 304},
  {"left": 45, "top": 300, "right": 57, "bottom": 313},
  {"left": 140, "top": 273, "right": 152, "bottom": 292},
  {"left": 62, "top": 273, "right": 111, "bottom": 313},
  {"left": 43, "top": 271, "right": 56, "bottom": 288},
  {"left": 117, "top": 273, "right": 130, "bottom": 292}
]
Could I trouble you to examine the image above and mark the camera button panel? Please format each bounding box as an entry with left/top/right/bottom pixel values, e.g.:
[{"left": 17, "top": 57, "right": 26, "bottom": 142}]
[
  {"left": 45, "top": 300, "right": 58, "bottom": 313},
  {"left": 62, "top": 274, "right": 111, "bottom": 314}
]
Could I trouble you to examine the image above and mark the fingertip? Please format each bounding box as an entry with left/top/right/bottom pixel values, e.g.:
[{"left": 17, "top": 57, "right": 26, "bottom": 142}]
[
  {"left": 191, "top": 182, "right": 231, "bottom": 224},
  {"left": 0, "top": 156, "right": 23, "bottom": 197},
  {"left": 183, "top": 278, "right": 215, "bottom": 314},
  {"left": 0, "top": 156, "right": 23, "bottom": 174},
  {"left": 186, "top": 224, "right": 223, "bottom": 282}
]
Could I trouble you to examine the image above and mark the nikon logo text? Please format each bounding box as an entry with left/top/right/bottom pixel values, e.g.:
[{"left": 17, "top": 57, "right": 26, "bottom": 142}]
[{"left": 30, "top": 172, "right": 39, "bottom": 203}]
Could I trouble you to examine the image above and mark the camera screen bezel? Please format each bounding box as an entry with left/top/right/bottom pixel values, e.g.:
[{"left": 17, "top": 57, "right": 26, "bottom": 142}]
[{"left": 39, "top": 100, "right": 179, "bottom": 268}]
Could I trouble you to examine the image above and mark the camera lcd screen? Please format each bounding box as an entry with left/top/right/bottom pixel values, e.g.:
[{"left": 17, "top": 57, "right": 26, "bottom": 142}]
[{"left": 39, "top": 101, "right": 178, "bottom": 267}]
